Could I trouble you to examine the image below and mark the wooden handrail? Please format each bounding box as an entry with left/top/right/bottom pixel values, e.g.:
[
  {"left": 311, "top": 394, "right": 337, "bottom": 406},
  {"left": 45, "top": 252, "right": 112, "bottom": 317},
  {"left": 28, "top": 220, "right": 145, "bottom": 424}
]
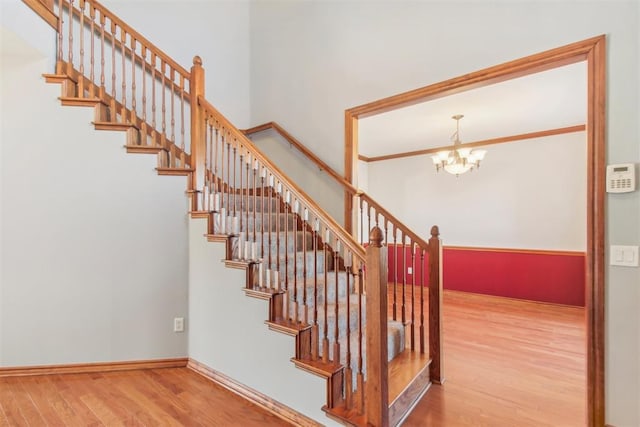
[
  {"left": 243, "top": 122, "right": 358, "bottom": 195},
  {"left": 243, "top": 121, "right": 432, "bottom": 250},
  {"left": 199, "top": 97, "right": 366, "bottom": 261}
]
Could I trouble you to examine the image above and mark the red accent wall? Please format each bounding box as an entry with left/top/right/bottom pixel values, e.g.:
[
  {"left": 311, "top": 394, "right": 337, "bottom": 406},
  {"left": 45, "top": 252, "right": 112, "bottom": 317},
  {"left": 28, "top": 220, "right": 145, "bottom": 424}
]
[{"left": 387, "top": 245, "right": 585, "bottom": 307}]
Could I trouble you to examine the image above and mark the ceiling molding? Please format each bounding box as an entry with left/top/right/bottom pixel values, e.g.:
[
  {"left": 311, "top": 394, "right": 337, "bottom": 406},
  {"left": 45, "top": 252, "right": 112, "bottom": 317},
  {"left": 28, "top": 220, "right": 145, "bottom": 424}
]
[{"left": 360, "top": 124, "right": 586, "bottom": 163}]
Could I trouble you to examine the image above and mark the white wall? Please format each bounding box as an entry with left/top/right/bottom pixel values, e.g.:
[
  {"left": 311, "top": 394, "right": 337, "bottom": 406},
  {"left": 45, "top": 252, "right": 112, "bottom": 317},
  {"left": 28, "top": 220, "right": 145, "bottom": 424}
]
[
  {"left": 249, "top": 129, "right": 345, "bottom": 224},
  {"left": 188, "top": 218, "right": 339, "bottom": 426},
  {"left": 249, "top": 1, "right": 640, "bottom": 425},
  {"left": 0, "top": 31, "right": 189, "bottom": 365},
  {"left": 367, "top": 132, "right": 587, "bottom": 250},
  {"left": 104, "top": 0, "right": 251, "bottom": 128},
  {"left": 357, "top": 160, "right": 369, "bottom": 193}
]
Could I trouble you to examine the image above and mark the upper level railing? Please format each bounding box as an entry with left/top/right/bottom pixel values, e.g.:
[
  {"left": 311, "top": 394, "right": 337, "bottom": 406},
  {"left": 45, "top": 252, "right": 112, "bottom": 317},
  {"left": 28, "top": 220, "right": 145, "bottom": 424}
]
[{"left": 53, "top": 0, "right": 192, "bottom": 170}]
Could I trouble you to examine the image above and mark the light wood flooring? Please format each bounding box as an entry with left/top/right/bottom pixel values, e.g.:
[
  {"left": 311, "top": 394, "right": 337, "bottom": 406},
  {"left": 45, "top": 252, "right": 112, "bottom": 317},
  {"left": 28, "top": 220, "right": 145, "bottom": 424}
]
[
  {"left": 404, "top": 290, "right": 586, "bottom": 426},
  {"left": 0, "top": 367, "right": 291, "bottom": 426},
  {"left": 0, "top": 290, "right": 585, "bottom": 426}
]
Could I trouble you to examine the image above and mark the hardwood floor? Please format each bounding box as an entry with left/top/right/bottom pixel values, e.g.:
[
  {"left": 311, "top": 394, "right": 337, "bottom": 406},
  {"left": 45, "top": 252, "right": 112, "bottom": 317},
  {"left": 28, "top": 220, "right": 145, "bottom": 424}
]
[
  {"left": 0, "top": 367, "right": 292, "bottom": 426},
  {"left": 0, "top": 290, "right": 585, "bottom": 426},
  {"left": 403, "top": 290, "right": 586, "bottom": 427}
]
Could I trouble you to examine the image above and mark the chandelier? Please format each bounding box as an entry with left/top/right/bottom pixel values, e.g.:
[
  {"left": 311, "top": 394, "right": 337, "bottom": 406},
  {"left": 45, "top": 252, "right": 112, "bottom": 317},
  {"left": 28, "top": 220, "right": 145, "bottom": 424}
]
[{"left": 431, "top": 114, "right": 487, "bottom": 176}]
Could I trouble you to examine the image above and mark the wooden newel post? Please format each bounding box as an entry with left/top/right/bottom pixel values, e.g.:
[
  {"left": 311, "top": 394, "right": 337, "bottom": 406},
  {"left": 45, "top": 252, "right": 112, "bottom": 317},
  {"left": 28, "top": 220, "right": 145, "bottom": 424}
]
[
  {"left": 428, "top": 225, "right": 444, "bottom": 384},
  {"left": 365, "top": 226, "right": 389, "bottom": 427},
  {"left": 189, "top": 55, "right": 206, "bottom": 211}
]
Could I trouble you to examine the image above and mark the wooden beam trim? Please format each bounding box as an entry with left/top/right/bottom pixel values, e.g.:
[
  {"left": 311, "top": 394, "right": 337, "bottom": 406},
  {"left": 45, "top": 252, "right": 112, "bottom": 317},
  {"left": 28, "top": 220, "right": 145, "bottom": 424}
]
[
  {"left": 187, "top": 359, "right": 323, "bottom": 427},
  {"left": 362, "top": 124, "right": 586, "bottom": 163},
  {"left": 0, "top": 358, "right": 188, "bottom": 377},
  {"left": 345, "top": 36, "right": 602, "bottom": 119}
]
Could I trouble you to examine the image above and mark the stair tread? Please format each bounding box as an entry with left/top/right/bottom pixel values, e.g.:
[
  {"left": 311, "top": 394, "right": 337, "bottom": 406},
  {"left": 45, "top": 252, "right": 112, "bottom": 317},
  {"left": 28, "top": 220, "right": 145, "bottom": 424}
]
[
  {"left": 291, "top": 357, "right": 343, "bottom": 378},
  {"left": 266, "top": 319, "right": 312, "bottom": 336}
]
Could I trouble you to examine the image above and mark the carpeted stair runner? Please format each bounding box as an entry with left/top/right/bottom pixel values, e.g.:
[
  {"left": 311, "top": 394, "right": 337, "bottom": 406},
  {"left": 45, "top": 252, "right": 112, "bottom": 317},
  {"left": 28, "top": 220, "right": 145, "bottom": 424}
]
[{"left": 220, "top": 195, "right": 405, "bottom": 376}]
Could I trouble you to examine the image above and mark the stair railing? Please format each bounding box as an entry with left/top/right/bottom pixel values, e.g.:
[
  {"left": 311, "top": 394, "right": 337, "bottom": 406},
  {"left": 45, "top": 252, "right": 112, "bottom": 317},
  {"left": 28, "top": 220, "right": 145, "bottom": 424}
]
[
  {"left": 195, "top": 88, "right": 372, "bottom": 412},
  {"left": 244, "top": 121, "right": 444, "bottom": 381},
  {"left": 52, "top": 0, "right": 192, "bottom": 171}
]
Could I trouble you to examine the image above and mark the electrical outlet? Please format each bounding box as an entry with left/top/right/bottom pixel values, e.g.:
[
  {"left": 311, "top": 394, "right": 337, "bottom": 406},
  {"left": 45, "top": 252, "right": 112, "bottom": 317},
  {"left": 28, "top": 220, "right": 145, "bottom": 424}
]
[
  {"left": 407, "top": 267, "right": 413, "bottom": 274},
  {"left": 173, "top": 317, "right": 185, "bottom": 332}
]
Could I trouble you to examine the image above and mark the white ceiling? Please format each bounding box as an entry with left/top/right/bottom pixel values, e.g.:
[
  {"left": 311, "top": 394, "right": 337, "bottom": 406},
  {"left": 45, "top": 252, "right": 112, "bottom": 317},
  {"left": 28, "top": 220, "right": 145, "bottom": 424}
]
[{"left": 358, "top": 62, "right": 587, "bottom": 158}]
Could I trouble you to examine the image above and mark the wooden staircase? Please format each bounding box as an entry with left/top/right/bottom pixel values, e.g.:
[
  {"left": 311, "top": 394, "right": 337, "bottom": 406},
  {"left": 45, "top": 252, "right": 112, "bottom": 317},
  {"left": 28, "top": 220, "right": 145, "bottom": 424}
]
[
  {"left": 26, "top": 0, "right": 443, "bottom": 425},
  {"left": 44, "top": 61, "right": 192, "bottom": 176}
]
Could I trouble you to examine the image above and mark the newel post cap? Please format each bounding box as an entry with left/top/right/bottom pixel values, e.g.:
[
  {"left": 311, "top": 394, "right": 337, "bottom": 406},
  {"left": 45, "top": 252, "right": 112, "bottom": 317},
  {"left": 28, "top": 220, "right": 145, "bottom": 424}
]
[
  {"left": 369, "top": 226, "right": 384, "bottom": 248},
  {"left": 430, "top": 225, "right": 440, "bottom": 238},
  {"left": 192, "top": 55, "right": 203, "bottom": 66}
]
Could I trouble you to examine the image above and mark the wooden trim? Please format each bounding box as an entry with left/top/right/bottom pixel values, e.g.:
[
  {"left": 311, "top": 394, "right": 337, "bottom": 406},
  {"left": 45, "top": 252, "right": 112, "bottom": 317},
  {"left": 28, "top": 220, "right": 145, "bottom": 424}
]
[
  {"left": 243, "top": 122, "right": 357, "bottom": 195},
  {"left": 266, "top": 319, "right": 311, "bottom": 336},
  {"left": 362, "top": 124, "right": 586, "bottom": 163},
  {"left": 223, "top": 259, "right": 254, "bottom": 270},
  {"left": 344, "top": 35, "right": 606, "bottom": 427},
  {"left": 388, "top": 362, "right": 431, "bottom": 427},
  {"left": 346, "top": 36, "right": 600, "bottom": 120},
  {"left": 187, "top": 359, "right": 323, "bottom": 427},
  {"left": 0, "top": 357, "right": 188, "bottom": 378},
  {"left": 345, "top": 111, "right": 358, "bottom": 233},
  {"left": 586, "top": 35, "right": 606, "bottom": 427},
  {"left": 443, "top": 245, "right": 586, "bottom": 257},
  {"left": 189, "top": 210, "right": 210, "bottom": 219},
  {"left": 125, "top": 145, "right": 164, "bottom": 155},
  {"left": 59, "top": 96, "right": 101, "bottom": 107},
  {"left": 21, "top": 0, "right": 58, "bottom": 29}
]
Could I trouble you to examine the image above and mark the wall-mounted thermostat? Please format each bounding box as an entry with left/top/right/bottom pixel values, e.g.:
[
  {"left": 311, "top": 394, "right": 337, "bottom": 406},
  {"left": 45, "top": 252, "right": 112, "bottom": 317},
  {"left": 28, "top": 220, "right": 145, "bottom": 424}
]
[{"left": 606, "top": 163, "right": 635, "bottom": 193}]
